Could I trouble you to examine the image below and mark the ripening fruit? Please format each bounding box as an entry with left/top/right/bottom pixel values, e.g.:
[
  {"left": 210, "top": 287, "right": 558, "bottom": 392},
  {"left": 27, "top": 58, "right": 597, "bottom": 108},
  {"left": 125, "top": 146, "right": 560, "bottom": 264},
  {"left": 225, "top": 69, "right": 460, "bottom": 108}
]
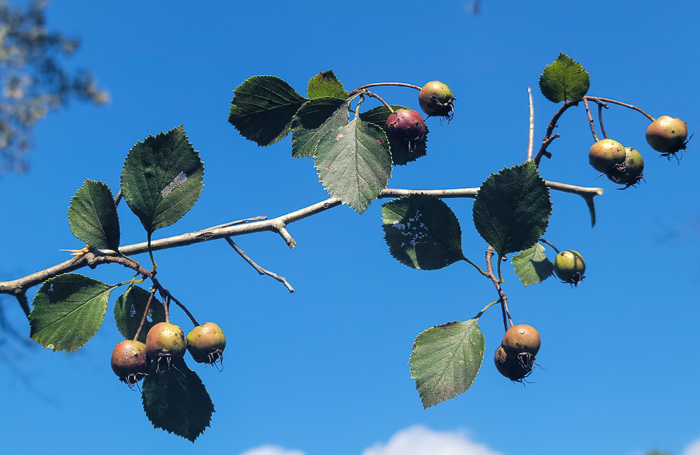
[
  {"left": 589, "top": 138, "right": 626, "bottom": 173},
  {"left": 111, "top": 340, "right": 149, "bottom": 385},
  {"left": 494, "top": 346, "right": 532, "bottom": 381},
  {"left": 145, "top": 322, "right": 187, "bottom": 362},
  {"left": 553, "top": 250, "right": 586, "bottom": 286},
  {"left": 418, "top": 81, "right": 455, "bottom": 118},
  {"left": 187, "top": 322, "right": 227, "bottom": 364},
  {"left": 501, "top": 324, "right": 541, "bottom": 357},
  {"left": 607, "top": 147, "right": 644, "bottom": 187},
  {"left": 386, "top": 108, "right": 426, "bottom": 146},
  {"left": 646, "top": 115, "right": 688, "bottom": 155}
]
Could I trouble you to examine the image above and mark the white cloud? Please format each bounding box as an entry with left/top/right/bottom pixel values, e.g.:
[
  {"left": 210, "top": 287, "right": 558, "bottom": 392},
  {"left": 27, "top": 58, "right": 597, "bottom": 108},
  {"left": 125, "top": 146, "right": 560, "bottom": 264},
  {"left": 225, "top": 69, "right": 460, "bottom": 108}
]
[
  {"left": 683, "top": 438, "right": 700, "bottom": 455},
  {"left": 362, "top": 425, "right": 503, "bottom": 455},
  {"left": 239, "top": 445, "right": 306, "bottom": 455},
  {"left": 239, "top": 425, "right": 503, "bottom": 455}
]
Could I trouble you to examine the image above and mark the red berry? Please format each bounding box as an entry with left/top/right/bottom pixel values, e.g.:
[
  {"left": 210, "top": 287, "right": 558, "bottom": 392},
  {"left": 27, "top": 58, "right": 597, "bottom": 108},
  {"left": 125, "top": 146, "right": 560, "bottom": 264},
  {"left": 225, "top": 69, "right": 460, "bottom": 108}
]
[
  {"left": 386, "top": 108, "right": 425, "bottom": 146},
  {"left": 111, "top": 340, "right": 149, "bottom": 385}
]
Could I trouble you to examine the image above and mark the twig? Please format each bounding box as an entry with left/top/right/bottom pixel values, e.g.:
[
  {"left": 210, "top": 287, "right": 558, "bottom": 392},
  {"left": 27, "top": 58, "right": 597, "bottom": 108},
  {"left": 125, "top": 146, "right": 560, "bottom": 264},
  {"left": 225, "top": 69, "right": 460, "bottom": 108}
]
[
  {"left": 0, "top": 183, "right": 603, "bottom": 301},
  {"left": 534, "top": 99, "right": 579, "bottom": 166},
  {"left": 363, "top": 90, "right": 394, "bottom": 113},
  {"left": 538, "top": 238, "right": 560, "bottom": 254},
  {"left": 587, "top": 96, "right": 654, "bottom": 122},
  {"left": 597, "top": 102, "right": 608, "bottom": 139},
  {"left": 225, "top": 238, "right": 295, "bottom": 293},
  {"left": 349, "top": 82, "right": 422, "bottom": 96},
  {"left": 582, "top": 97, "right": 599, "bottom": 142},
  {"left": 526, "top": 87, "right": 534, "bottom": 162},
  {"left": 485, "top": 246, "right": 513, "bottom": 331}
]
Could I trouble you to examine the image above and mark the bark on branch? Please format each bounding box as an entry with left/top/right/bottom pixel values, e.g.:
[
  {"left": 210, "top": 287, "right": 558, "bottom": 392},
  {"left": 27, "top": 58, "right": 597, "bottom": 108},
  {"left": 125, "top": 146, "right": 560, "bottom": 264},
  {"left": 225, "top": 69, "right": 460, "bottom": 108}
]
[{"left": 0, "top": 181, "right": 602, "bottom": 303}]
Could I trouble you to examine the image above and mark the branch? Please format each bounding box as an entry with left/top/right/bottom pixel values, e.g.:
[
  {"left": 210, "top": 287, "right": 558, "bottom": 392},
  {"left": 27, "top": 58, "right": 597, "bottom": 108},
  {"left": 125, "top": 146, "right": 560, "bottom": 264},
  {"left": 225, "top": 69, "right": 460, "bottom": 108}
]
[
  {"left": 225, "top": 238, "right": 295, "bottom": 293},
  {"left": 0, "top": 182, "right": 603, "bottom": 299}
]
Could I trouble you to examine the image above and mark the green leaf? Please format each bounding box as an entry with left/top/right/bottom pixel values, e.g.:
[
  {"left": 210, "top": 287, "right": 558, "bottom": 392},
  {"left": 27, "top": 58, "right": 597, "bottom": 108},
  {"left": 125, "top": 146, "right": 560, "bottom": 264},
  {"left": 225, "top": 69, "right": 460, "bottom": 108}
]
[
  {"left": 360, "top": 105, "right": 428, "bottom": 165},
  {"left": 472, "top": 162, "right": 552, "bottom": 256},
  {"left": 307, "top": 70, "right": 348, "bottom": 100},
  {"left": 409, "top": 319, "right": 485, "bottom": 408},
  {"left": 142, "top": 358, "right": 214, "bottom": 442},
  {"left": 512, "top": 243, "right": 553, "bottom": 286},
  {"left": 30, "top": 274, "right": 116, "bottom": 353},
  {"left": 67, "top": 179, "right": 120, "bottom": 250},
  {"left": 382, "top": 195, "right": 464, "bottom": 270},
  {"left": 539, "top": 53, "right": 590, "bottom": 103},
  {"left": 120, "top": 126, "right": 204, "bottom": 235},
  {"left": 314, "top": 116, "right": 392, "bottom": 214},
  {"left": 114, "top": 286, "right": 165, "bottom": 344},
  {"left": 228, "top": 75, "right": 307, "bottom": 146},
  {"left": 291, "top": 97, "right": 347, "bottom": 158}
]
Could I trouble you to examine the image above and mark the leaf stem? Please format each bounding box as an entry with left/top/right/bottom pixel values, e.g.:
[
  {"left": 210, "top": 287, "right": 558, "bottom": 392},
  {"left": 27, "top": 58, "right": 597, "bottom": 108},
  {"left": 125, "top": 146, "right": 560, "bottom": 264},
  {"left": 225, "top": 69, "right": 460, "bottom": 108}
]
[
  {"left": 474, "top": 300, "right": 500, "bottom": 319},
  {"left": 463, "top": 256, "right": 488, "bottom": 277},
  {"left": 147, "top": 232, "right": 157, "bottom": 271}
]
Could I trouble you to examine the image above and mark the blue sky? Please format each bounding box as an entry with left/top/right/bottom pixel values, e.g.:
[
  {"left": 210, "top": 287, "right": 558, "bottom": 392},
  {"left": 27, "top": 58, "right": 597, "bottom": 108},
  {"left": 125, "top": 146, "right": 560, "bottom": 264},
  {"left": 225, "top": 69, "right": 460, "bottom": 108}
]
[{"left": 1, "top": 1, "right": 700, "bottom": 454}]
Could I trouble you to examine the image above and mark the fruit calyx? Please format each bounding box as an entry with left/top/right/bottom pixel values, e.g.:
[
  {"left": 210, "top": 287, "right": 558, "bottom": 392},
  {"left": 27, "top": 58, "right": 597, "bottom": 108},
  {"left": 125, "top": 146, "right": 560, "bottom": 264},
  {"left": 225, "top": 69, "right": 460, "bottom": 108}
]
[{"left": 607, "top": 147, "right": 644, "bottom": 189}]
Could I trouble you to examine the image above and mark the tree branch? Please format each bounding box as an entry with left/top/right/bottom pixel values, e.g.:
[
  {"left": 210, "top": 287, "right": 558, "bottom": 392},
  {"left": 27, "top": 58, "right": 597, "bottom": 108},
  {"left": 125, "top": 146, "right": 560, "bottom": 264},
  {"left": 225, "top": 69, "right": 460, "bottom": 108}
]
[{"left": 0, "top": 182, "right": 603, "bottom": 300}]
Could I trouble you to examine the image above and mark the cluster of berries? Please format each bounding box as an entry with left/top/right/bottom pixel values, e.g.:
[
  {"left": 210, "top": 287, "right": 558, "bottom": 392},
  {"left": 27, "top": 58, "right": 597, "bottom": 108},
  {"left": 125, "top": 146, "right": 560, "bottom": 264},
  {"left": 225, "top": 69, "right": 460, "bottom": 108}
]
[
  {"left": 384, "top": 81, "right": 455, "bottom": 151},
  {"left": 589, "top": 115, "right": 688, "bottom": 188},
  {"left": 110, "top": 322, "right": 226, "bottom": 385}
]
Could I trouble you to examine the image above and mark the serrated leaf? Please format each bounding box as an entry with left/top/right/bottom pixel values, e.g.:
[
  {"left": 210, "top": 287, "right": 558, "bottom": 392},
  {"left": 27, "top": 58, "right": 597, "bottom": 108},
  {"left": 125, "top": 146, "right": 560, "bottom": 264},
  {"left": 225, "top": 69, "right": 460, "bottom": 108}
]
[
  {"left": 30, "top": 274, "right": 116, "bottom": 353},
  {"left": 360, "top": 105, "right": 428, "bottom": 165},
  {"left": 539, "top": 53, "right": 590, "bottom": 103},
  {"left": 409, "top": 319, "right": 485, "bottom": 408},
  {"left": 114, "top": 286, "right": 165, "bottom": 344},
  {"left": 314, "top": 117, "right": 391, "bottom": 214},
  {"left": 228, "top": 76, "right": 307, "bottom": 146},
  {"left": 120, "top": 126, "right": 204, "bottom": 235},
  {"left": 472, "top": 162, "right": 552, "bottom": 256},
  {"left": 307, "top": 70, "right": 348, "bottom": 100},
  {"left": 291, "top": 97, "right": 347, "bottom": 158},
  {"left": 512, "top": 243, "right": 553, "bottom": 286},
  {"left": 142, "top": 358, "right": 214, "bottom": 442},
  {"left": 67, "top": 179, "right": 120, "bottom": 250},
  {"left": 382, "top": 195, "right": 464, "bottom": 270}
]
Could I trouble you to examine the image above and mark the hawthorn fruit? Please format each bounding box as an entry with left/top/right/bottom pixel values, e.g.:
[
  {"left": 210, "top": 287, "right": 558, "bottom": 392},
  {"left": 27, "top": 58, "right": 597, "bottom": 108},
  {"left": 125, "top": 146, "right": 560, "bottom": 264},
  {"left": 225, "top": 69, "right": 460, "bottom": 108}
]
[
  {"left": 111, "top": 340, "right": 149, "bottom": 385},
  {"left": 187, "top": 322, "right": 227, "bottom": 365}
]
